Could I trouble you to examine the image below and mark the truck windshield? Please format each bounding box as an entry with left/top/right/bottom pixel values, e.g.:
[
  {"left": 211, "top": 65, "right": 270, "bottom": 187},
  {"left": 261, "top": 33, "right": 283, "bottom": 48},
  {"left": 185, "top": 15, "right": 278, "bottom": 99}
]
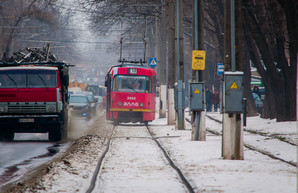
[
  {"left": 0, "top": 69, "right": 57, "bottom": 88},
  {"left": 112, "top": 75, "right": 151, "bottom": 93}
]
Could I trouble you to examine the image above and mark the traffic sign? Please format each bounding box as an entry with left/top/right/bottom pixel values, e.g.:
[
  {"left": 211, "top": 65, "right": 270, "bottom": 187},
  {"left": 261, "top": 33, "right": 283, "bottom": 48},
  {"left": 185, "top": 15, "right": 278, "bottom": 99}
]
[
  {"left": 149, "top": 58, "right": 157, "bottom": 67},
  {"left": 217, "top": 63, "right": 224, "bottom": 75}
]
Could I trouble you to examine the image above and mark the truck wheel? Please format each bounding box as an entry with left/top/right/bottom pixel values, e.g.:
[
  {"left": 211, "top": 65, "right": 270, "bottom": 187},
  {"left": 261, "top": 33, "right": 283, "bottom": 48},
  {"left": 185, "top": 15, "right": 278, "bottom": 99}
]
[
  {"left": 62, "top": 110, "right": 70, "bottom": 140},
  {"left": 49, "top": 124, "right": 62, "bottom": 142}
]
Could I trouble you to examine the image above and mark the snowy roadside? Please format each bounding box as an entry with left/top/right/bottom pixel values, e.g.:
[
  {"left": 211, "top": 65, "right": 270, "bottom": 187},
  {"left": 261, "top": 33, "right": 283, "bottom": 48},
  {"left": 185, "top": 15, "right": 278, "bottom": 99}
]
[
  {"left": 152, "top": 113, "right": 296, "bottom": 193},
  {"left": 1, "top": 113, "right": 113, "bottom": 193}
]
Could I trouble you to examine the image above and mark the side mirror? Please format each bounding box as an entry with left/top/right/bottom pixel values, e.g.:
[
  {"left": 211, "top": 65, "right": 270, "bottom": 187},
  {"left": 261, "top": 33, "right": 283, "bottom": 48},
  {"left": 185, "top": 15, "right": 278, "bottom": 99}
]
[{"left": 65, "top": 75, "right": 69, "bottom": 87}]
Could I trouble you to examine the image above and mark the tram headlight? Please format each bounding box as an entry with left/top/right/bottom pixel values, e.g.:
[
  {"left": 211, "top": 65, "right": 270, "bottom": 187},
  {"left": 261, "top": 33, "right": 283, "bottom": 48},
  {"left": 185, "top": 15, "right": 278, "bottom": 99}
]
[
  {"left": 0, "top": 106, "right": 5, "bottom": 112},
  {"left": 140, "top": 103, "right": 144, "bottom": 107},
  {"left": 118, "top": 102, "right": 123, "bottom": 106}
]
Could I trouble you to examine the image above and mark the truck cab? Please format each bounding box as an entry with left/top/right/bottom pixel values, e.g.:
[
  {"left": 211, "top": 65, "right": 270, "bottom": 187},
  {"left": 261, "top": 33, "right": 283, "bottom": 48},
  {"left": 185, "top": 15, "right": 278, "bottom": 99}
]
[{"left": 0, "top": 62, "right": 70, "bottom": 141}]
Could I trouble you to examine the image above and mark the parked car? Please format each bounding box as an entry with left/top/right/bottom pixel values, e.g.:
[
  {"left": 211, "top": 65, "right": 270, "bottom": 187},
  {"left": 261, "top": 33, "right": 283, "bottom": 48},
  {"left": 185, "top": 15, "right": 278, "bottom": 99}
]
[
  {"left": 69, "top": 94, "right": 91, "bottom": 120},
  {"left": 252, "top": 93, "right": 263, "bottom": 115}
]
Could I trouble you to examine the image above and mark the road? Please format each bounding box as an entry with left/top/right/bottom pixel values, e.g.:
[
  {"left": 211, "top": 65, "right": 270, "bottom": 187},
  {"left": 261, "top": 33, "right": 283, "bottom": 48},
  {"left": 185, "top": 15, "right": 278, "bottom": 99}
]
[{"left": 0, "top": 114, "right": 99, "bottom": 187}]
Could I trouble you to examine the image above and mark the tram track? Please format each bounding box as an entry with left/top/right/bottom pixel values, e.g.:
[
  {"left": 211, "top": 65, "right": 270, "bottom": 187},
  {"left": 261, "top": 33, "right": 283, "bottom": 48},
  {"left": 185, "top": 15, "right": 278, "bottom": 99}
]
[
  {"left": 86, "top": 124, "right": 195, "bottom": 193},
  {"left": 203, "top": 115, "right": 297, "bottom": 167},
  {"left": 145, "top": 125, "right": 195, "bottom": 193},
  {"left": 206, "top": 114, "right": 297, "bottom": 146},
  {"left": 86, "top": 126, "right": 116, "bottom": 193}
]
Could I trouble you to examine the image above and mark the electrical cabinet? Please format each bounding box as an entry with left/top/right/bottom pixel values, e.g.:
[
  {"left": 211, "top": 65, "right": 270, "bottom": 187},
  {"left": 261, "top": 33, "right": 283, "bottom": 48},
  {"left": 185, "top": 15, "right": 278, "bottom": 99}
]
[
  {"left": 189, "top": 82, "right": 204, "bottom": 111},
  {"left": 223, "top": 72, "right": 243, "bottom": 113}
]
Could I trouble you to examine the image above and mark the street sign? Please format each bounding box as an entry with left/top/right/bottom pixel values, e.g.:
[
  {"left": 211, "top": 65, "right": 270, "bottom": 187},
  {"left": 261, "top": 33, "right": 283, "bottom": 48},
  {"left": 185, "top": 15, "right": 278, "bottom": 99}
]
[
  {"left": 217, "top": 63, "right": 224, "bottom": 75},
  {"left": 192, "top": 50, "right": 206, "bottom": 70},
  {"left": 149, "top": 58, "right": 157, "bottom": 67}
]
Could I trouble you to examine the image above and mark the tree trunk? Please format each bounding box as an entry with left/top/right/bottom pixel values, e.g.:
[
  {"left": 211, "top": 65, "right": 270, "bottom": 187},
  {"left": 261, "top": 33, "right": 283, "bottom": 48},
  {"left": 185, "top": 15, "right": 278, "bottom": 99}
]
[
  {"left": 276, "top": 0, "right": 297, "bottom": 121},
  {"left": 243, "top": 2, "right": 289, "bottom": 121},
  {"left": 242, "top": 46, "right": 258, "bottom": 117}
]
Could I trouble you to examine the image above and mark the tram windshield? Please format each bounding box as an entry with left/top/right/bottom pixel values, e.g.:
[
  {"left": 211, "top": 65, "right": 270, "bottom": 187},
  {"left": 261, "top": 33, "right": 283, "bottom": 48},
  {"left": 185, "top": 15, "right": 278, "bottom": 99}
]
[{"left": 113, "top": 75, "right": 151, "bottom": 93}]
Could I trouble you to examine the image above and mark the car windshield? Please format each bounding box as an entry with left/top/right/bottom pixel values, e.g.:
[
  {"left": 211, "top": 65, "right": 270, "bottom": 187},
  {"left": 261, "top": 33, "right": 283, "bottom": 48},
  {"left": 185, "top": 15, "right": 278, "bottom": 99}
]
[
  {"left": 0, "top": 69, "right": 57, "bottom": 88},
  {"left": 69, "top": 96, "right": 88, "bottom": 103},
  {"left": 112, "top": 75, "right": 151, "bottom": 93}
]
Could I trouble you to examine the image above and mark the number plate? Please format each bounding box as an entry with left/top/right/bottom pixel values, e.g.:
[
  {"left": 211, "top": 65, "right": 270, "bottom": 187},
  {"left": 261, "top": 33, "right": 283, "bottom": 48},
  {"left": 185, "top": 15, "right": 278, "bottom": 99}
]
[{"left": 18, "top": 118, "right": 34, "bottom": 123}]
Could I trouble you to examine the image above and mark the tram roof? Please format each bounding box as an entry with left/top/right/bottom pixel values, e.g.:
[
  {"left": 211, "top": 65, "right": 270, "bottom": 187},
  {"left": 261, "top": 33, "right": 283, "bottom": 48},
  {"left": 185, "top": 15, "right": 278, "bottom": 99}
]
[{"left": 107, "top": 63, "right": 156, "bottom": 76}]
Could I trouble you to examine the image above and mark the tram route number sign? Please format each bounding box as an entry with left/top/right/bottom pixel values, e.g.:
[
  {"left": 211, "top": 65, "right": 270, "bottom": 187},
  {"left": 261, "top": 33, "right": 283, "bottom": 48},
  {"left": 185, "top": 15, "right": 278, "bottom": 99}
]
[{"left": 192, "top": 50, "right": 206, "bottom": 70}]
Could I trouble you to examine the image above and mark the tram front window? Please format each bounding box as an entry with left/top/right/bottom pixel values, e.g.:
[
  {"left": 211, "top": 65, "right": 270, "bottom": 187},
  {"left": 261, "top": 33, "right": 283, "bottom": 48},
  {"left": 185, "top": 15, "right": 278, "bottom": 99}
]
[{"left": 113, "top": 75, "right": 151, "bottom": 93}]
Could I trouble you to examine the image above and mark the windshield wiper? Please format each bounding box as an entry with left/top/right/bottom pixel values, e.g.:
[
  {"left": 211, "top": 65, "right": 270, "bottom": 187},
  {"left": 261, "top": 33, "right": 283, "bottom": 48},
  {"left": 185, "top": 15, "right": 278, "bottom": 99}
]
[
  {"left": 37, "top": 75, "right": 47, "bottom": 87},
  {"left": 128, "top": 85, "right": 138, "bottom": 92},
  {"left": 6, "top": 75, "right": 18, "bottom": 87}
]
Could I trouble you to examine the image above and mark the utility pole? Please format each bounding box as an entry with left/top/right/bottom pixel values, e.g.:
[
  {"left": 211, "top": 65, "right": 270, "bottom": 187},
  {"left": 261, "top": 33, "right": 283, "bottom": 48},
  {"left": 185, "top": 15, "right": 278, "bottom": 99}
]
[
  {"left": 159, "top": 1, "right": 167, "bottom": 118},
  {"left": 296, "top": 52, "right": 298, "bottom": 191},
  {"left": 175, "top": 0, "right": 185, "bottom": 130},
  {"left": 191, "top": 0, "right": 206, "bottom": 140},
  {"left": 0, "top": 2, "right": 2, "bottom": 56},
  {"left": 167, "top": 0, "right": 176, "bottom": 125},
  {"left": 222, "top": 0, "right": 243, "bottom": 160}
]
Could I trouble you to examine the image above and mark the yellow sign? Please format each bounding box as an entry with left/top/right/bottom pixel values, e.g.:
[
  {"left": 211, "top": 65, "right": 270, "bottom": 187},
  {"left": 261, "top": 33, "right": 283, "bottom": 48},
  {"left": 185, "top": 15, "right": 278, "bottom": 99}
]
[
  {"left": 192, "top": 50, "right": 206, "bottom": 70},
  {"left": 194, "top": 89, "right": 200, "bottom": 94},
  {"left": 230, "top": 81, "right": 239, "bottom": 89}
]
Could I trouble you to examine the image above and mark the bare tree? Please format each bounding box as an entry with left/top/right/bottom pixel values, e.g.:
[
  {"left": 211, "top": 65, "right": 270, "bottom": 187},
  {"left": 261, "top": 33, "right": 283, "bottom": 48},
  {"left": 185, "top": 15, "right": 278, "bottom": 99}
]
[
  {"left": 242, "top": 0, "right": 296, "bottom": 121},
  {"left": 77, "top": 0, "right": 161, "bottom": 60},
  {"left": 0, "top": 0, "right": 79, "bottom": 64}
]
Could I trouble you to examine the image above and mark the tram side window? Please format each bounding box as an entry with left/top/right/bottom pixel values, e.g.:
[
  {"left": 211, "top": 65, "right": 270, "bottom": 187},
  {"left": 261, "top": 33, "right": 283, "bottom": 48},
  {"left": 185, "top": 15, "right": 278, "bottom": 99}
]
[
  {"left": 146, "top": 77, "right": 151, "bottom": 93},
  {"left": 152, "top": 76, "right": 156, "bottom": 93},
  {"left": 112, "top": 76, "right": 117, "bottom": 91}
]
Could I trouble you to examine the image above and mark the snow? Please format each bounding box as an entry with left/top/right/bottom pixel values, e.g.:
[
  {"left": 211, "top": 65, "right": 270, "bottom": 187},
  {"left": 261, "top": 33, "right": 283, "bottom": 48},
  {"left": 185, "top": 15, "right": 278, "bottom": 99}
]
[{"left": 5, "top": 112, "right": 296, "bottom": 193}]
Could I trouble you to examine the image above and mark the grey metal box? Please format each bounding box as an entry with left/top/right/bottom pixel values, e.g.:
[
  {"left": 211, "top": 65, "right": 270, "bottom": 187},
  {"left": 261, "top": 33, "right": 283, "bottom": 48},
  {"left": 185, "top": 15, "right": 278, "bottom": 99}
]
[
  {"left": 223, "top": 72, "right": 243, "bottom": 113},
  {"left": 189, "top": 82, "right": 204, "bottom": 111}
]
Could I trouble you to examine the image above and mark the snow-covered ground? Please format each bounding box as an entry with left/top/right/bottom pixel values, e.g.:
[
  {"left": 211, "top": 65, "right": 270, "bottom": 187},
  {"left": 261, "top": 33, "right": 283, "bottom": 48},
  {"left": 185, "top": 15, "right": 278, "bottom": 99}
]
[{"left": 1, "top": 112, "right": 296, "bottom": 193}]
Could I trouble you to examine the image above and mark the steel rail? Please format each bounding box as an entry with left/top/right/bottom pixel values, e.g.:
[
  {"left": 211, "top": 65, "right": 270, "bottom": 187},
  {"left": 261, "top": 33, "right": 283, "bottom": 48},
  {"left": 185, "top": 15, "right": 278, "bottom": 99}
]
[
  {"left": 205, "top": 115, "right": 297, "bottom": 146},
  {"left": 86, "top": 126, "right": 116, "bottom": 193},
  {"left": 201, "top": 115, "right": 297, "bottom": 167},
  {"left": 145, "top": 125, "right": 195, "bottom": 193}
]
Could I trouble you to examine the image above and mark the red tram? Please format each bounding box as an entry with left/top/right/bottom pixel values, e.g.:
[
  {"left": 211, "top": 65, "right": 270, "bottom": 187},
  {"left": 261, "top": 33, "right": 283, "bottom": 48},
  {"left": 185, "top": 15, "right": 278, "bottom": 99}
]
[{"left": 105, "top": 63, "right": 157, "bottom": 124}]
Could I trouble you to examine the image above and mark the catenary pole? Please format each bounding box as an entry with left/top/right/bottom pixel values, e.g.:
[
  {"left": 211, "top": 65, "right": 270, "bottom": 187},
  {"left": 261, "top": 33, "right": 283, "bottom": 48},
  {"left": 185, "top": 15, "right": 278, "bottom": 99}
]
[
  {"left": 167, "top": 0, "right": 176, "bottom": 125},
  {"left": 159, "top": 0, "right": 167, "bottom": 118},
  {"left": 191, "top": 0, "right": 205, "bottom": 140},
  {"left": 222, "top": 0, "right": 243, "bottom": 160},
  {"left": 176, "top": 0, "right": 185, "bottom": 130}
]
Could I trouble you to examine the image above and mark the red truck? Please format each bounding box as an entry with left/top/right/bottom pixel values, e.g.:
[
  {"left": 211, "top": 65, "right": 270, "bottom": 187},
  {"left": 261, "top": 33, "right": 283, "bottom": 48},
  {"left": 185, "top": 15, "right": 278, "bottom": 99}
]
[{"left": 0, "top": 61, "right": 70, "bottom": 141}]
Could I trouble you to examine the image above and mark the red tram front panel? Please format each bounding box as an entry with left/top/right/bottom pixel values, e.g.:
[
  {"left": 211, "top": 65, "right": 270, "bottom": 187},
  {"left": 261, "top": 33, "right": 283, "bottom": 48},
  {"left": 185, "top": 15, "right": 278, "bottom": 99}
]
[{"left": 105, "top": 65, "right": 156, "bottom": 123}]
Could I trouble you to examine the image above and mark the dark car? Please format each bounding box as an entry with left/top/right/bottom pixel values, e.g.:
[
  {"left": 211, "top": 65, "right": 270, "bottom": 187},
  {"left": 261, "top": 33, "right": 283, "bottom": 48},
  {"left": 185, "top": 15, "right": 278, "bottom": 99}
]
[
  {"left": 69, "top": 94, "right": 92, "bottom": 120},
  {"left": 252, "top": 93, "right": 263, "bottom": 115},
  {"left": 83, "top": 91, "right": 98, "bottom": 116}
]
